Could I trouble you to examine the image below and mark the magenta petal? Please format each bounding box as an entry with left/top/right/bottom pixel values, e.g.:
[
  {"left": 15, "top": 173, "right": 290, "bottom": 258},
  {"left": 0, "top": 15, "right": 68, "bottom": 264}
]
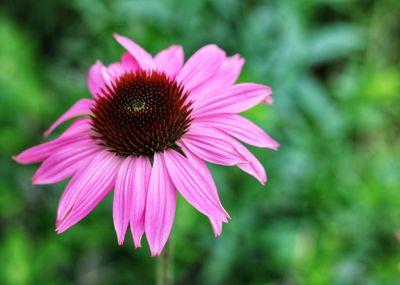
[
  {"left": 56, "top": 151, "right": 121, "bottom": 233},
  {"left": 217, "top": 54, "right": 244, "bottom": 86},
  {"left": 14, "top": 118, "right": 90, "bottom": 164},
  {"left": 235, "top": 142, "right": 267, "bottom": 185},
  {"left": 177, "top": 45, "right": 225, "bottom": 93},
  {"left": 59, "top": 118, "right": 92, "bottom": 138},
  {"left": 182, "top": 127, "right": 246, "bottom": 166},
  {"left": 107, "top": 62, "right": 125, "bottom": 78},
  {"left": 178, "top": 145, "right": 229, "bottom": 235},
  {"left": 113, "top": 156, "right": 151, "bottom": 246},
  {"left": 113, "top": 156, "right": 136, "bottom": 245},
  {"left": 113, "top": 34, "right": 155, "bottom": 70},
  {"left": 88, "top": 60, "right": 106, "bottom": 99},
  {"left": 33, "top": 140, "right": 99, "bottom": 185},
  {"left": 180, "top": 144, "right": 230, "bottom": 234},
  {"left": 190, "top": 54, "right": 244, "bottom": 102},
  {"left": 209, "top": 218, "right": 223, "bottom": 237},
  {"left": 13, "top": 132, "right": 88, "bottom": 165},
  {"left": 145, "top": 153, "right": 176, "bottom": 256},
  {"left": 192, "top": 83, "right": 272, "bottom": 117},
  {"left": 129, "top": 156, "right": 151, "bottom": 248},
  {"left": 193, "top": 114, "right": 280, "bottom": 150},
  {"left": 44, "top": 99, "right": 94, "bottom": 137},
  {"left": 164, "top": 149, "right": 228, "bottom": 221},
  {"left": 185, "top": 127, "right": 266, "bottom": 184},
  {"left": 121, "top": 52, "right": 140, "bottom": 72},
  {"left": 154, "top": 45, "right": 184, "bottom": 78}
]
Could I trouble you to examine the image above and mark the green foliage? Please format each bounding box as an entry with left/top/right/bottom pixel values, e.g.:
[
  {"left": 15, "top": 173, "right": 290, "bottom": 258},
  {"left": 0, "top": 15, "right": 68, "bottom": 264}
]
[{"left": 0, "top": 0, "right": 399, "bottom": 284}]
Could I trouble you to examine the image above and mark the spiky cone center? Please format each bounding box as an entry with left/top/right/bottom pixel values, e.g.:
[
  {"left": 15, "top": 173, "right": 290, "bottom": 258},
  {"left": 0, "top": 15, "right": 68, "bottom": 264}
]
[{"left": 90, "top": 70, "right": 192, "bottom": 157}]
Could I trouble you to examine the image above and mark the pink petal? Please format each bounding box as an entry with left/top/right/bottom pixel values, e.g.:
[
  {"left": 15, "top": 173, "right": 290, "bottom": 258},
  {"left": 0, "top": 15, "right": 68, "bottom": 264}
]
[
  {"left": 179, "top": 144, "right": 230, "bottom": 235},
  {"left": 182, "top": 128, "right": 246, "bottom": 166},
  {"left": 129, "top": 156, "right": 152, "bottom": 248},
  {"left": 185, "top": 127, "right": 266, "bottom": 184},
  {"left": 192, "top": 83, "right": 272, "bottom": 117},
  {"left": 59, "top": 118, "right": 92, "bottom": 138},
  {"left": 100, "top": 66, "right": 113, "bottom": 86},
  {"left": 193, "top": 114, "right": 280, "bottom": 149},
  {"left": 235, "top": 142, "right": 267, "bottom": 185},
  {"left": 44, "top": 99, "right": 94, "bottom": 137},
  {"left": 190, "top": 54, "right": 244, "bottom": 102},
  {"left": 154, "top": 45, "right": 184, "bottom": 78},
  {"left": 263, "top": 96, "right": 273, "bottom": 104},
  {"left": 113, "top": 157, "right": 136, "bottom": 245},
  {"left": 178, "top": 144, "right": 223, "bottom": 203},
  {"left": 121, "top": 52, "right": 140, "bottom": 72},
  {"left": 13, "top": 132, "right": 88, "bottom": 165},
  {"left": 209, "top": 218, "right": 223, "bottom": 237},
  {"left": 56, "top": 151, "right": 122, "bottom": 233},
  {"left": 113, "top": 34, "right": 155, "bottom": 70},
  {"left": 113, "top": 156, "right": 151, "bottom": 246},
  {"left": 176, "top": 45, "right": 225, "bottom": 93},
  {"left": 164, "top": 149, "right": 228, "bottom": 221},
  {"left": 145, "top": 153, "right": 176, "bottom": 256},
  {"left": 32, "top": 139, "right": 99, "bottom": 184},
  {"left": 88, "top": 60, "right": 107, "bottom": 99},
  {"left": 107, "top": 62, "right": 125, "bottom": 78}
]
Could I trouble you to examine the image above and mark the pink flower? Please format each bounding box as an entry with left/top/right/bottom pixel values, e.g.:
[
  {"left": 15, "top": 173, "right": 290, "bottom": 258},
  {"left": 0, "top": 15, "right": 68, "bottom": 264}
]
[{"left": 14, "top": 34, "right": 279, "bottom": 256}]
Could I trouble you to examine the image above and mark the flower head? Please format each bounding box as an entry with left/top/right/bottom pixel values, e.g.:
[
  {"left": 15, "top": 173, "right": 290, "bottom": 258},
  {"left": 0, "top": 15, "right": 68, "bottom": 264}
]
[{"left": 14, "top": 34, "right": 279, "bottom": 256}]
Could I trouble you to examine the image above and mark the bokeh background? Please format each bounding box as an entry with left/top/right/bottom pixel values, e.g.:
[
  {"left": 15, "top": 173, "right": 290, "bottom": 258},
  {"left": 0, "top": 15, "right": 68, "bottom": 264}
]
[{"left": 1, "top": 0, "right": 400, "bottom": 284}]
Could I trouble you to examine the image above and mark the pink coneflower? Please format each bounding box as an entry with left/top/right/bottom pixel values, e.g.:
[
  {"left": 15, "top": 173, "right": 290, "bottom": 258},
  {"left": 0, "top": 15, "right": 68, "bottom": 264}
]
[{"left": 14, "top": 34, "right": 279, "bottom": 256}]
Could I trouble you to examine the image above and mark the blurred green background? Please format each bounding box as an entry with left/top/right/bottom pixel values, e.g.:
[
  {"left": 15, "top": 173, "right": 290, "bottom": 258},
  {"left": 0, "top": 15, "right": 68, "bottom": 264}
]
[{"left": 1, "top": 0, "right": 400, "bottom": 284}]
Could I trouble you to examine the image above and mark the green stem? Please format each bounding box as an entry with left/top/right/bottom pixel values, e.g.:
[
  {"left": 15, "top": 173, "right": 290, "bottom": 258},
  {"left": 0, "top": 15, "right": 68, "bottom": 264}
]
[{"left": 157, "top": 240, "right": 173, "bottom": 285}]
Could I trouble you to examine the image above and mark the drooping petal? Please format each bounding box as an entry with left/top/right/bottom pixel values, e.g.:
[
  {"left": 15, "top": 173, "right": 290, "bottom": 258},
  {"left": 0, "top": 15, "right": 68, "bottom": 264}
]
[
  {"left": 192, "top": 83, "right": 272, "bottom": 117},
  {"left": 190, "top": 54, "right": 244, "bottom": 102},
  {"left": 56, "top": 151, "right": 121, "bottom": 233},
  {"left": 209, "top": 218, "right": 223, "bottom": 237},
  {"left": 113, "top": 156, "right": 136, "bottom": 245},
  {"left": 178, "top": 144, "right": 230, "bottom": 234},
  {"left": 32, "top": 139, "right": 99, "bottom": 184},
  {"left": 145, "top": 153, "right": 176, "bottom": 256},
  {"left": 88, "top": 60, "right": 107, "bottom": 99},
  {"left": 113, "top": 34, "right": 155, "bottom": 70},
  {"left": 177, "top": 45, "right": 225, "bottom": 93},
  {"left": 235, "top": 142, "right": 267, "bottom": 185},
  {"left": 130, "top": 156, "right": 152, "bottom": 248},
  {"left": 182, "top": 128, "right": 246, "bottom": 166},
  {"left": 164, "top": 149, "right": 228, "bottom": 221},
  {"left": 154, "top": 45, "right": 184, "bottom": 78},
  {"left": 185, "top": 127, "right": 266, "bottom": 184},
  {"left": 193, "top": 114, "right": 280, "bottom": 149},
  {"left": 44, "top": 99, "right": 94, "bottom": 137},
  {"left": 112, "top": 156, "right": 151, "bottom": 246}
]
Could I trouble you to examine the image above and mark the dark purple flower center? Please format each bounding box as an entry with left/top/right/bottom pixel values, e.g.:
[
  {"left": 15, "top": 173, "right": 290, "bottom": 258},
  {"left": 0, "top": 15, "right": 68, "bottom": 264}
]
[{"left": 90, "top": 70, "right": 192, "bottom": 157}]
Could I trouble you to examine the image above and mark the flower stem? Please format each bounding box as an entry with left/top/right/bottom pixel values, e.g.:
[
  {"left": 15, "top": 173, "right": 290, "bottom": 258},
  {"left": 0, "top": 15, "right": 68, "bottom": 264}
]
[{"left": 157, "top": 240, "right": 173, "bottom": 285}]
